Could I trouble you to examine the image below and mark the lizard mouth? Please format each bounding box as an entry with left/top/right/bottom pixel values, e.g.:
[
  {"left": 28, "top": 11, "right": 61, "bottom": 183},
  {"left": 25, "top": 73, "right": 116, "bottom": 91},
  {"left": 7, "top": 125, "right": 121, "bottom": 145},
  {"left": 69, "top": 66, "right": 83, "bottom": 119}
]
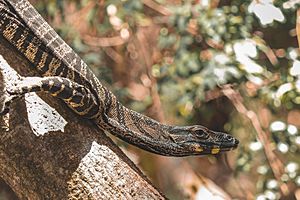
[{"left": 190, "top": 138, "right": 239, "bottom": 155}]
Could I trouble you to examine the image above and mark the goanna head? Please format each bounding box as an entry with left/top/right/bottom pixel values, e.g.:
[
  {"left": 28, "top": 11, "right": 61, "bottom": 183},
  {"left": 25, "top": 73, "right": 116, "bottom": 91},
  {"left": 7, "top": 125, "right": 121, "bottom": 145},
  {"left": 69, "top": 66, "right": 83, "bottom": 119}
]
[{"left": 166, "top": 125, "right": 239, "bottom": 156}]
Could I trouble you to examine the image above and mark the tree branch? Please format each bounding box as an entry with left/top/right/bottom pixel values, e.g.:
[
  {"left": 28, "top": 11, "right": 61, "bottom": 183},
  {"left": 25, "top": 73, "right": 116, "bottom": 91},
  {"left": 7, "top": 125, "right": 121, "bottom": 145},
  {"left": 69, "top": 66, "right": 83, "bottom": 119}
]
[
  {"left": 222, "top": 85, "right": 290, "bottom": 196},
  {"left": 0, "top": 27, "right": 165, "bottom": 199}
]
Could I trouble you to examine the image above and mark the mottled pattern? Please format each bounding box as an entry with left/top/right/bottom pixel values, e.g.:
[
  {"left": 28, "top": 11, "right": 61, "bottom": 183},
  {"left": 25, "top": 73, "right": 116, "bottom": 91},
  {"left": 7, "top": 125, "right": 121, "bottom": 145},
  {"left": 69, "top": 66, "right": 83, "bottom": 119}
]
[{"left": 0, "top": 0, "right": 239, "bottom": 156}]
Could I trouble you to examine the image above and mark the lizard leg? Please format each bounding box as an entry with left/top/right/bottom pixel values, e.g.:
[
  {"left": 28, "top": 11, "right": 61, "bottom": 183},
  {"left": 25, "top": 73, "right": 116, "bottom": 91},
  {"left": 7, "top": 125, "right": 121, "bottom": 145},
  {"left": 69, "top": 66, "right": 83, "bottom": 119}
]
[{"left": 3, "top": 76, "right": 99, "bottom": 117}]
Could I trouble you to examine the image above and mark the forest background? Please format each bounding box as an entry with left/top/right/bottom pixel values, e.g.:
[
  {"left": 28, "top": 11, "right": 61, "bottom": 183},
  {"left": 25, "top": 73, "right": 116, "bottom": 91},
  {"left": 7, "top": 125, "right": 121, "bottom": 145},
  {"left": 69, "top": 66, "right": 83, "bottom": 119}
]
[{"left": 1, "top": 0, "right": 300, "bottom": 199}]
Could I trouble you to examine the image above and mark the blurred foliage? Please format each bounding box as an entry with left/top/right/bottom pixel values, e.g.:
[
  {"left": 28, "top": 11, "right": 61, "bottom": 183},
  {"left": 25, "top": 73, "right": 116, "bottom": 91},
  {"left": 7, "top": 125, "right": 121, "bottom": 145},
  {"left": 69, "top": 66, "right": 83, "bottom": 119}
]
[{"left": 3, "top": 0, "right": 298, "bottom": 199}]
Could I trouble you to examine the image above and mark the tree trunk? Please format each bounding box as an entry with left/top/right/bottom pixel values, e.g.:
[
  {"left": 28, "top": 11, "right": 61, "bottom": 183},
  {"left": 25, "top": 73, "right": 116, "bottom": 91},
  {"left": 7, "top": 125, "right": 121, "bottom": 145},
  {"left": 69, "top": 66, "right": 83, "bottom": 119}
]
[{"left": 0, "top": 27, "right": 165, "bottom": 199}]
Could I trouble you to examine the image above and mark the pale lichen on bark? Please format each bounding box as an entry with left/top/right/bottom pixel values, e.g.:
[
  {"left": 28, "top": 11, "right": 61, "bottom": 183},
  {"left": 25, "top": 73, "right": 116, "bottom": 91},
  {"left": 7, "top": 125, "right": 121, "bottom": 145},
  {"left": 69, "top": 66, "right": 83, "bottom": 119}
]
[
  {"left": 0, "top": 28, "right": 165, "bottom": 200},
  {"left": 0, "top": 55, "right": 68, "bottom": 136}
]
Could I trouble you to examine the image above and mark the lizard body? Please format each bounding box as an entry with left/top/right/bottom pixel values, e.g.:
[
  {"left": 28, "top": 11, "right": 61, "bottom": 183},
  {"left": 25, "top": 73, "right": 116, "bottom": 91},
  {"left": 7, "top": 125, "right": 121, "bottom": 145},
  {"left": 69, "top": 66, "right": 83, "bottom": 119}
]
[{"left": 0, "top": 0, "right": 239, "bottom": 156}]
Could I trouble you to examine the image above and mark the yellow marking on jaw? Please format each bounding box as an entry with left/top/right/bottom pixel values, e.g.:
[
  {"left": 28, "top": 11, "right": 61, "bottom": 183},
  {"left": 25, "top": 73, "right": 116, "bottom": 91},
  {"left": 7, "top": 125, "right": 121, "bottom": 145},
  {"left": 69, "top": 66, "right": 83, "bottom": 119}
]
[
  {"left": 211, "top": 147, "right": 220, "bottom": 154},
  {"left": 195, "top": 146, "right": 204, "bottom": 152}
]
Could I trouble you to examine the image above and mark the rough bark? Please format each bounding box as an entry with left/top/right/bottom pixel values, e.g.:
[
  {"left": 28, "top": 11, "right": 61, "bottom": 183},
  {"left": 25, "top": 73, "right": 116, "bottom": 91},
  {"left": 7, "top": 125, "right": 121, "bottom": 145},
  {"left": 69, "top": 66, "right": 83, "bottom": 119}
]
[{"left": 0, "top": 31, "right": 165, "bottom": 199}]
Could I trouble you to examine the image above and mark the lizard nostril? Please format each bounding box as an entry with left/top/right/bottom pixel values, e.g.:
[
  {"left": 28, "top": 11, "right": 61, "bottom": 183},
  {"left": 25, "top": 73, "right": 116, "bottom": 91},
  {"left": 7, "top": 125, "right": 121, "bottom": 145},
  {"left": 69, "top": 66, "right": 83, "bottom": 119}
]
[{"left": 234, "top": 138, "right": 239, "bottom": 145}]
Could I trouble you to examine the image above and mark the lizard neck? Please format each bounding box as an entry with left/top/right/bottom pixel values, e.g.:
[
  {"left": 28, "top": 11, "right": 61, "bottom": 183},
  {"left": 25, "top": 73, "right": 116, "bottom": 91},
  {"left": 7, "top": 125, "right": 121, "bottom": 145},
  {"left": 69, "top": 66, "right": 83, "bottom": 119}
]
[{"left": 93, "top": 98, "right": 183, "bottom": 156}]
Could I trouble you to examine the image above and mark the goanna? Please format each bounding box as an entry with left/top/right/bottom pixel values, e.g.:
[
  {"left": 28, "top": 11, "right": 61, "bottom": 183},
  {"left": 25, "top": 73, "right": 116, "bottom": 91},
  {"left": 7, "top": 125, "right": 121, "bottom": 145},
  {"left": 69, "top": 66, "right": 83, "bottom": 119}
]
[{"left": 0, "top": 0, "right": 239, "bottom": 156}]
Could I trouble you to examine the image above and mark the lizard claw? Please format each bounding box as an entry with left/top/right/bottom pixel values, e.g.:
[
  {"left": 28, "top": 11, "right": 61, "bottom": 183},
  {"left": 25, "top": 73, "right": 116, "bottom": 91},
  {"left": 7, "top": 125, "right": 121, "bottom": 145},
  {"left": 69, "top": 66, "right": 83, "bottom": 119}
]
[{"left": 0, "top": 88, "right": 19, "bottom": 115}]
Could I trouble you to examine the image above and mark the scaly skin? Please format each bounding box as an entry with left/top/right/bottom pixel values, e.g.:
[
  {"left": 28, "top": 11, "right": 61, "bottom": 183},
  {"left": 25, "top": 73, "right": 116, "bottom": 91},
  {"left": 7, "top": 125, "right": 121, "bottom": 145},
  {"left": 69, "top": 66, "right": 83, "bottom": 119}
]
[{"left": 0, "top": 0, "right": 239, "bottom": 156}]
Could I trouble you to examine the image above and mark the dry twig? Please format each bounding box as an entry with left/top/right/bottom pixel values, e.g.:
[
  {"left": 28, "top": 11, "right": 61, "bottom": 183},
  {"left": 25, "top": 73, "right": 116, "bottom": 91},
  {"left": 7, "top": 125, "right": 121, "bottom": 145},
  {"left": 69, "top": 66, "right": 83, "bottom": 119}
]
[
  {"left": 83, "top": 35, "right": 128, "bottom": 47},
  {"left": 222, "top": 85, "right": 290, "bottom": 196},
  {"left": 136, "top": 29, "right": 166, "bottom": 122},
  {"left": 142, "top": 0, "right": 171, "bottom": 16},
  {"left": 297, "top": 9, "right": 300, "bottom": 49}
]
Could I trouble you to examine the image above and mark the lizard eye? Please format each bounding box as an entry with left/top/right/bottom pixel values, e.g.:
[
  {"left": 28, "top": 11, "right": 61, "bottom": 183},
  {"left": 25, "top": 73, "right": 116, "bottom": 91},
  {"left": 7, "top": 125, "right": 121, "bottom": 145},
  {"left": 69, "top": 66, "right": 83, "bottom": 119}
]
[{"left": 191, "top": 126, "right": 209, "bottom": 139}]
